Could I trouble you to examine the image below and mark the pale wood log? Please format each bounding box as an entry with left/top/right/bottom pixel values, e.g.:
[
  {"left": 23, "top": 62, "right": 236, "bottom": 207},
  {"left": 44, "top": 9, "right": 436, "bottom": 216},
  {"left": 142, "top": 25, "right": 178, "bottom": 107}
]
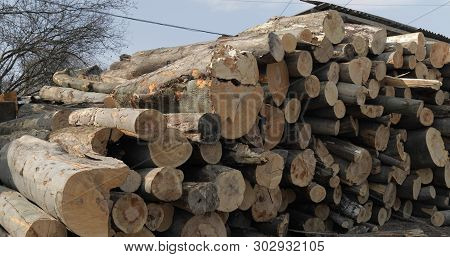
[
  {"left": 279, "top": 122, "right": 312, "bottom": 150},
  {"left": 381, "top": 76, "right": 442, "bottom": 90},
  {"left": 431, "top": 210, "right": 450, "bottom": 227},
  {"left": 416, "top": 46, "right": 426, "bottom": 61},
  {"left": 0, "top": 136, "right": 128, "bottom": 236},
  {"left": 164, "top": 113, "right": 221, "bottom": 144},
  {"left": 365, "top": 79, "right": 380, "bottom": 99},
  {"left": 0, "top": 109, "right": 71, "bottom": 135},
  {"left": 425, "top": 41, "right": 449, "bottom": 68},
  {"left": 369, "top": 206, "right": 388, "bottom": 226},
  {"left": 173, "top": 182, "right": 219, "bottom": 215},
  {"left": 186, "top": 165, "right": 245, "bottom": 212},
  {"left": 380, "top": 86, "right": 395, "bottom": 97},
  {"left": 295, "top": 182, "right": 326, "bottom": 203},
  {"left": 0, "top": 186, "right": 67, "bottom": 237},
  {"left": 121, "top": 128, "right": 192, "bottom": 168},
  {"left": 273, "top": 149, "right": 316, "bottom": 187},
  {"left": 252, "top": 185, "right": 282, "bottom": 222},
  {"left": 160, "top": 211, "right": 226, "bottom": 237},
  {"left": 138, "top": 167, "right": 184, "bottom": 202},
  {"left": 285, "top": 51, "right": 313, "bottom": 77},
  {"left": 239, "top": 10, "right": 345, "bottom": 44},
  {"left": 307, "top": 81, "right": 338, "bottom": 110},
  {"left": 187, "top": 142, "right": 222, "bottom": 165},
  {"left": 312, "top": 62, "right": 340, "bottom": 83},
  {"left": 53, "top": 68, "right": 119, "bottom": 93},
  {"left": 339, "top": 57, "right": 372, "bottom": 86},
  {"left": 311, "top": 137, "right": 335, "bottom": 169},
  {"left": 259, "top": 104, "right": 285, "bottom": 150},
  {"left": 404, "top": 127, "right": 448, "bottom": 169},
  {"left": 402, "top": 55, "right": 417, "bottom": 70},
  {"left": 374, "top": 51, "right": 403, "bottom": 69},
  {"left": 288, "top": 75, "right": 321, "bottom": 99},
  {"left": 221, "top": 142, "right": 265, "bottom": 165},
  {"left": 225, "top": 33, "right": 285, "bottom": 64},
  {"left": 325, "top": 146, "right": 371, "bottom": 185},
  {"left": 299, "top": 36, "right": 334, "bottom": 63},
  {"left": 344, "top": 24, "right": 387, "bottom": 55},
  {"left": 253, "top": 213, "right": 289, "bottom": 237},
  {"left": 68, "top": 108, "right": 166, "bottom": 142},
  {"left": 386, "top": 32, "right": 425, "bottom": 49},
  {"left": 110, "top": 192, "right": 147, "bottom": 234},
  {"left": 145, "top": 203, "right": 174, "bottom": 232},
  {"left": 412, "top": 168, "right": 433, "bottom": 185},
  {"left": 289, "top": 210, "right": 326, "bottom": 233},
  {"left": 370, "top": 61, "right": 387, "bottom": 81},
  {"left": 239, "top": 179, "right": 256, "bottom": 211},
  {"left": 120, "top": 169, "right": 142, "bottom": 193},
  {"left": 240, "top": 151, "right": 284, "bottom": 189},
  {"left": 283, "top": 98, "right": 301, "bottom": 123},
  {"left": 39, "top": 86, "right": 109, "bottom": 104},
  {"left": 413, "top": 62, "right": 429, "bottom": 79},
  {"left": 266, "top": 61, "right": 290, "bottom": 106},
  {"left": 49, "top": 126, "right": 123, "bottom": 157}
]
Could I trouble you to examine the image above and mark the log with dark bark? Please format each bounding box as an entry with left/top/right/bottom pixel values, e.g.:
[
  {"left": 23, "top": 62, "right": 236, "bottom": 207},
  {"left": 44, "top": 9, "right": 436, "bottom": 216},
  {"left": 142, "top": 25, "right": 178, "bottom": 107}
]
[
  {"left": 187, "top": 142, "right": 222, "bottom": 165},
  {"left": 307, "top": 81, "right": 338, "bottom": 110},
  {"left": 404, "top": 127, "right": 448, "bottom": 169},
  {"left": 367, "top": 96, "right": 424, "bottom": 117},
  {"left": 313, "top": 62, "right": 340, "bottom": 83},
  {"left": 253, "top": 213, "right": 290, "bottom": 237},
  {"left": 173, "top": 182, "right": 219, "bottom": 215},
  {"left": 273, "top": 149, "right": 316, "bottom": 188},
  {"left": 335, "top": 194, "right": 366, "bottom": 224},
  {"left": 397, "top": 175, "right": 422, "bottom": 200},
  {"left": 288, "top": 210, "right": 326, "bottom": 233},
  {"left": 303, "top": 117, "right": 340, "bottom": 136},
  {"left": 433, "top": 162, "right": 450, "bottom": 188},
  {"left": 431, "top": 210, "right": 450, "bottom": 227},
  {"left": 0, "top": 136, "right": 129, "bottom": 236},
  {"left": 336, "top": 82, "right": 367, "bottom": 105},
  {"left": 185, "top": 165, "right": 245, "bottom": 212},
  {"left": 0, "top": 110, "right": 72, "bottom": 135},
  {"left": 288, "top": 75, "right": 321, "bottom": 99},
  {"left": 164, "top": 113, "right": 221, "bottom": 144},
  {"left": 279, "top": 122, "right": 312, "bottom": 150}
]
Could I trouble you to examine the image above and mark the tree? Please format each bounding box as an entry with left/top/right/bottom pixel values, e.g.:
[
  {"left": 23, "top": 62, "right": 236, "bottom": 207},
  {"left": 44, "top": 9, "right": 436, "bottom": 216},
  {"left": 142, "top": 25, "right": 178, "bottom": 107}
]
[{"left": 0, "top": 0, "right": 131, "bottom": 95}]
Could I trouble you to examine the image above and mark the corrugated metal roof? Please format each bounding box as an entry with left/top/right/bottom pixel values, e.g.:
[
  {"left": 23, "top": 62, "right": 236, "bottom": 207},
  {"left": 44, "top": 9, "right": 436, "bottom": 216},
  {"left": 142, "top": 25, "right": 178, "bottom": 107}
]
[{"left": 297, "top": 0, "right": 450, "bottom": 43}]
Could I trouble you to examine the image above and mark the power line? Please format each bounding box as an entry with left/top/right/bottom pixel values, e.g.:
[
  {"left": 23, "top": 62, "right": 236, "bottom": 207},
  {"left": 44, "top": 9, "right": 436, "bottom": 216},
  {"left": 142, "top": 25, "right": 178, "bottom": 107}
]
[
  {"left": 221, "top": 0, "right": 450, "bottom": 6},
  {"left": 34, "top": 0, "right": 232, "bottom": 36},
  {"left": 408, "top": 0, "right": 450, "bottom": 24},
  {"left": 344, "top": 0, "right": 353, "bottom": 7},
  {"left": 280, "top": 0, "right": 294, "bottom": 15}
]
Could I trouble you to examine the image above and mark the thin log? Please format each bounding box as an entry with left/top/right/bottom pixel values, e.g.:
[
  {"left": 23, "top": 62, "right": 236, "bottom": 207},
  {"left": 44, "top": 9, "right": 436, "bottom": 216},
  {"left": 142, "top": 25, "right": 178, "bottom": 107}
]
[{"left": 138, "top": 167, "right": 184, "bottom": 202}]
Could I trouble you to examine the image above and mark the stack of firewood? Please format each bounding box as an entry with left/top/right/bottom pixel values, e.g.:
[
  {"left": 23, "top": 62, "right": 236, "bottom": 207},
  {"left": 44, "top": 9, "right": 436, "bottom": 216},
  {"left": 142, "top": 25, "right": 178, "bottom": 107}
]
[{"left": 0, "top": 10, "right": 449, "bottom": 237}]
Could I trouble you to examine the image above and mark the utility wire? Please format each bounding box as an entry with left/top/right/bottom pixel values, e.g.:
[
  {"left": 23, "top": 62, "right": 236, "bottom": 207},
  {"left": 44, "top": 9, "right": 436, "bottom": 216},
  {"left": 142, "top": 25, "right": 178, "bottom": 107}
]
[
  {"left": 221, "top": 0, "right": 450, "bottom": 6},
  {"left": 35, "top": 0, "right": 232, "bottom": 36},
  {"left": 408, "top": 0, "right": 450, "bottom": 24},
  {"left": 280, "top": 0, "right": 294, "bottom": 15},
  {"left": 344, "top": 0, "right": 353, "bottom": 7}
]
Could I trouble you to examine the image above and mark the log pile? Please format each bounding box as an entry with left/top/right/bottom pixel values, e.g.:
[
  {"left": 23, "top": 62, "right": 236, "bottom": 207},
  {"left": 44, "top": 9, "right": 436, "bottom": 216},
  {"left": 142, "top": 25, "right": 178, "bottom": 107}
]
[{"left": 0, "top": 10, "right": 450, "bottom": 237}]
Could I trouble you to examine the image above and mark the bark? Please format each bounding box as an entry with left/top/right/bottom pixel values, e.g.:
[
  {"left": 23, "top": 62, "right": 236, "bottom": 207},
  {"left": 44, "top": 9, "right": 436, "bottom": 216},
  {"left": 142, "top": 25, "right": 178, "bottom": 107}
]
[
  {"left": 279, "top": 122, "right": 312, "bottom": 150},
  {"left": 173, "top": 182, "right": 219, "bottom": 215},
  {"left": 367, "top": 96, "right": 424, "bottom": 116},
  {"left": 303, "top": 117, "right": 340, "bottom": 136},
  {"left": 313, "top": 62, "right": 340, "bottom": 84},
  {"left": 187, "top": 142, "right": 222, "bottom": 165},
  {"left": 0, "top": 136, "right": 129, "bottom": 236},
  {"left": 404, "top": 128, "right": 448, "bottom": 169},
  {"left": 0, "top": 110, "right": 72, "bottom": 135},
  {"left": 164, "top": 113, "right": 221, "bottom": 144},
  {"left": 336, "top": 82, "right": 367, "bottom": 106}
]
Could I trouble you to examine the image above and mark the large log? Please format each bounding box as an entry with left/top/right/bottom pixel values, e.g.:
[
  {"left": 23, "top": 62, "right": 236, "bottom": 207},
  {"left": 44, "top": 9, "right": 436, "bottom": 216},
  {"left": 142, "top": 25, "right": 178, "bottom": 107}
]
[
  {"left": 0, "top": 186, "right": 66, "bottom": 237},
  {"left": 303, "top": 117, "right": 340, "bottom": 136},
  {"left": 367, "top": 96, "right": 424, "bottom": 117},
  {"left": 279, "top": 122, "right": 312, "bottom": 150},
  {"left": 68, "top": 108, "right": 166, "bottom": 142},
  {"left": 138, "top": 167, "right": 184, "bottom": 202},
  {"left": 164, "top": 113, "right": 221, "bottom": 144},
  {"left": 259, "top": 104, "right": 286, "bottom": 150},
  {"left": 265, "top": 61, "right": 290, "bottom": 106},
  {"left": 49, "top": 127, "right": 123, "bottom": 157},
  {"left": 339, "top": 57, "right": 372, "bottom": 86},
  {"left": 160, "top": 211, "right": 227, "bottom": 237},
  {"left": 240, "top": 151, "right": 284, "bottom": 189},
  {"left": 0, "top": 136, "right": 129, "bottom": 236},
  {"left": 313, "top": 62, "right": 340, "bottom": 83},
  {"left": 238, "top": 10, "right": 345, "bottom": 44},
  {"left": 336, "top": 82, "right": 367, "bottom": 106},
  {"left": 433, "top": 162, "right": 450, "bottom": 188},
  {"left": 146, "top": 203, "right": 174, "bottom": 232},
  {"left": 119, "top": 129, "right": 192, "bottom": 168},
  {"left": 0, "top": 110, "right": 71, "bottom": 135},
  {"left": 404, "top": 127, "right": 448, "bottom": 169},
  {"left": 307, "top": 81, "right": 338, "bottom": 110},
  {"left": 39, "top": 86, "right": 109, "bottom": 104},
  {"left": 185, "top": 165, "right": 245, "bottom": 212},
  {"left": 344, "top": 24, "right": 387, "bottom": 55},
  {"left": 173, "top": 182, "right": 219, "bottom": 215},
  {"left": 251, "top": 185, "right": 282, "bottom": 222},
  {"left": 425, "top": 41, "right": 449, "bottom": 68},
  {"left": 53, "top": 68, "right": 119, "bottom": 94},
  {"left": 285, "top": 51, "right": 313, "bottom": 77},
  {"left": 187, "top": 142, "right": 222, "bottom": 165},
  {"left": 110, "top": 192, "right": 148, "bottom": 234},
  {"left": 273, "top": 149, "right": 316, "bottom": 187}
]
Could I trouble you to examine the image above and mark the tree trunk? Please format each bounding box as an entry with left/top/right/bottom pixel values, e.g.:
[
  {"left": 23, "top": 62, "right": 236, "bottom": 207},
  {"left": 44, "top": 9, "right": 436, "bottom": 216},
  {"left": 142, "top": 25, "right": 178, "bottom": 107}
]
[
  {"left": 335, "top": 194, "right": 366, "bottom": 224},
  {"left": 53, "top": 68, "right": 119, "bottom": 93},
  {"left": 185, "top": 165, "right": 245, "bottom": 212},
  {"left": 395, "top": 107, "right": 434, "bottom": 129},
  {"left": 251, "top": 185, "right": 282, "bottom": 222},
  {"left": 288, "top": 75, "right": 321, "bottom": 99},
  {"left": 332, "top": 43, "right": 357, "bottom": 62},
  {"left": 307, "top": 81, "right": 338, "bottom": 110},
  {"left": 240, "top": 151, "right": 284, "bottom": 189},
  {"left": 404, "top": 127, "right": 448, "bottom": 169},
  {"left": 273, "top": 149, "right": 316, "bottom": 188},
  {"left": 138, "top": 167, "right": 184, "bottom": 202},
  {"left": 374, "top": 51, "right": 403, "bottom": 69},
  {"left": 425, "top": 41, "right": 449, "bottom": 68},
  {"left": 283, "top": 98, "right": 301, "bottom": 123},
  {"left": 0, "top": 136, "right": 129, "bottom": 236},
  {"left": 417, "top": 185, "right": 436, "bottom": 201},
  {"left": 397, "top": 175, "right": 422, "bottom": 200},
  {"left": 303, "top": 117, "right": 340, "bottom": 136},
  {"left": 336, "top": 82, "right": 367, "bottom": 105},
  {"left": 381, "top": 76, "right": 442, "bottom": 90},
  {"left": 221, "top": 142, "right": 266, "bottom": 165},
  {"left": 118, "top": 128, "right": 193, "bottom": 168},
  {"left": 39, "top": 86, "right": 109, "bottom": 104},
  {"left": 145, "top": 203, "right": 174, "bottom": 232},
  {"left": 285, "top": 51, "right": 313, "bottom": 77},
  {"left": 367, "top": 96, "right": 424, "bottom": 116},
  {"left": 110, "top": 192, "right": 148, "bottom": 234},
  {"left": 0, "top": 186, "right": 67, "bottom": 237},
  {"left": 265, "top": 61, "right": 290, "bottom": 106},
  {"left": 120, "top": 169, "right": 142, "bottom": 193},
  {"left": 173, "top": 182, "right": 219, "bottom": 215},
  {"left": 160, "top": 211, "right": 227, "bottom": 237},
  {"left": 164, "top": 113, "right": 221, "bottom": 144},
  {"left": 344, "top": 24, "right": 387, "bottom": 55},
  {"left": 431, "top": 210, "right": 450, "bottom": 227},
  {"left": 0, "top": 110, "right": 72, "bottom": 135},
  {"left": 370, "top": 61, "right": 387, "bottom": 81},
  {"left": 295, "top": 182, "right": 326, "bottom": 203},
  {"left": 412, "top": 168, "right": 433, "bottom": 185},
  {"left": 49, "top": 127, "right": 123, "bottom": 157},
  {"left": 339, "top": 57, "right": 372, "bottom": 86},
  {"left": 356, "top": 121, "right": 390, "bottom": 151},
  {"left": 187, "top": 142, "right": 222, "bottom": 165}
]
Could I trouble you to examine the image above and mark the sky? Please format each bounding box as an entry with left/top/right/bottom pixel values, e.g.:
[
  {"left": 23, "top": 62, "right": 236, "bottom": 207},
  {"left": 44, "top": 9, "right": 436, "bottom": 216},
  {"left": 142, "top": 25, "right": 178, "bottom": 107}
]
[{"left": 102, "top": 0, "right": 450, "bottom": 64}]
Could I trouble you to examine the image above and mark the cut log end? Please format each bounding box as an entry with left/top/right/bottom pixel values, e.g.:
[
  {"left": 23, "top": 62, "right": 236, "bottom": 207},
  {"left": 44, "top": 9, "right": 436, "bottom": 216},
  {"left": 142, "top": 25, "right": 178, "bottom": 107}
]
[
  {"left": 111, "top": 193, "right": 148, "bottom": 234},
  {"left": 283, "top": 98, "right": 301, "bottom": 124},
  {"left": 322, "top": 10, "right": 345, "bottom": 44},
  {"left": 148, "top": 128, "right": 193, "bottom": 168},
  {"left": 255, "top": 151, "right": 284, "bottom": 189}
]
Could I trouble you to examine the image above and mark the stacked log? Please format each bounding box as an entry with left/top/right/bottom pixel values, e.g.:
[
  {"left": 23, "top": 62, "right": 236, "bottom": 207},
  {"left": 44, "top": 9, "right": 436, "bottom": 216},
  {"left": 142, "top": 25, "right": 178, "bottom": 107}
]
[{"left": 0, "top": 9, "right": 449, "bottom": 237}]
